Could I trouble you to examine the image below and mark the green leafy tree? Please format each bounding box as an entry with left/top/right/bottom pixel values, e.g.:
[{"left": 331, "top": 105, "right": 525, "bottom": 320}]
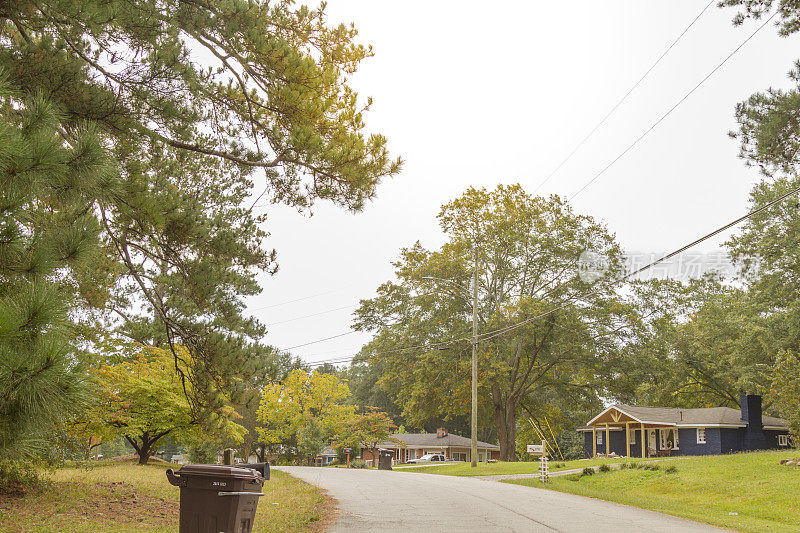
[
  {"left": 257, "top": 369, "right": 353, "bottom": 464},
  {"left": 335, "top": 408, "right": 400, "bottom": 467},
  {"left": 355, "top": 185, "right": 628, "bottom": 460},
  {"left": 609, "top": 277, "right": 775, "bottom": 408},
  {"left": 91, "top": 345, "right": 246, "bottom": 464},
  {"left": 769, "top": 351, "right": 800, "bottom": 443},
  {"left": 0, "top": 86, "right": 117, "bottom": 462}
]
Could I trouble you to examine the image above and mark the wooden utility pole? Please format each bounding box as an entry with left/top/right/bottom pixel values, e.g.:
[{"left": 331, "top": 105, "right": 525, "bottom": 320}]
[{"left": 471, "top": 245, "right": 479, "bottom": 467}]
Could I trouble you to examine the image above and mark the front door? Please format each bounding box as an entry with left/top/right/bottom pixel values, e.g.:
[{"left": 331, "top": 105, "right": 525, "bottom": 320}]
[{"left": 647, "top": 429, "right": 657, "bottom": 455}]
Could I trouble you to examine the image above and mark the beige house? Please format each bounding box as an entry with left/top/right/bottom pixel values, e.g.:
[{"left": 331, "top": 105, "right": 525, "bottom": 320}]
[{"left": 361, "top": 428, "right": 501, "bottom": 465}]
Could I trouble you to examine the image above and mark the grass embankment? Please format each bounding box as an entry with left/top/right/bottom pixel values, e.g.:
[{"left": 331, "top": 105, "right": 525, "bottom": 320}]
[
  {"left": 0, "top": 460, "right": 327, "bottom": 533},
  {"left": 396, "top": 456, "right": 665, "bottom": 476},
  {"left": 506, "top": 450, "right": 800, "bottom": 533}
]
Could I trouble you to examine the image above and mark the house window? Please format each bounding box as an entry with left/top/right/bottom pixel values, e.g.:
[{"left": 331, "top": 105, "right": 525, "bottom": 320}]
[
  {"left": 697, "top": 428, "right": 706, "bottom": 444},
  {"left": 659, "top": 428, "right": 679, "bottom": 450},
  {"left": 778, "top": 434, "right": 789, "bottom": 447},
  {"left": 596, "top": 431, "right": 603, "bottom": 445},
  {"left": 628, "top": 429, "right": 637, "bottom": 444}
]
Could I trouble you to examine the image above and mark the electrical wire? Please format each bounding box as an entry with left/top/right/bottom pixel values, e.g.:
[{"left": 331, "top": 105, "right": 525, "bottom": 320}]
[
  {"left": 302, "top": 182, "right": 800, "bottom": 366},
  {"left": 568, "top": 11, "right": 777, "bottom": 201},
  {"left": 264, "top": 304, "right": 357, "bottom": 327},
  {"left": 533, "top": 0, "right": 714, "bottom": 194},
  {"left": 248, "top": 288, "right": 343, "bottom": 311},
  {"left": 282, "top": 331, "right": 358, "bottom": 350}
]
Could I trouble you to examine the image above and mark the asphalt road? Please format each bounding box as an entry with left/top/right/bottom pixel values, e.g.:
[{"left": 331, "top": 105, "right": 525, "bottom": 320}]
[{"left": 276, "top": 466, "right": 723, "bottom": 532}]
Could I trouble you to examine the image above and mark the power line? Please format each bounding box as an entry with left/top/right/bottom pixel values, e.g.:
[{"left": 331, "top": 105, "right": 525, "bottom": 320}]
[
  {"left": 264, "top": 304, "right": 357, "bottom": 327},
  {"left": 282, "top": 331, "right": 358, "bottom": 351},
  {"left": 304, "top": 333, "right": 472, "bottom": 367},
  {"left": 248, "top": 289, "right": 342, "bottom": 312},
  {"left": 308, "top": 182, "right": 800, "bottom": 366},
  {"left": 568, "top": 11, "right": 777, "bottom": 201},
  {"left": 533, "top": 0, "right": 714, "bottom": 194},
  {"left": 478, "top": 180, "right": 800, "bottom": 343},
  {"left": 625, "top": 181, "right": 800, "bottom": 279}
]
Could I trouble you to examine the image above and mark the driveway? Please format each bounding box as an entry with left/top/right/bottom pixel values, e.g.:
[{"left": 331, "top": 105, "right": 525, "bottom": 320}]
[{"left": 276, "top": 466, "right": 722, "bottom": 532}]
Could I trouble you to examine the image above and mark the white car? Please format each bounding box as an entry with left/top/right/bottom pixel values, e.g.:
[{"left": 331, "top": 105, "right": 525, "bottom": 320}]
[{"left": 406, "top": 453, "right": 446, "bottom": 464}]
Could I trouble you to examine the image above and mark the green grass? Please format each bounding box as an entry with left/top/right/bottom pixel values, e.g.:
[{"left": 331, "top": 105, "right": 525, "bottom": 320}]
[
  {"left": 395, "top": 456, "right": 665, "bottom": 476},
  {"left": 505, "top": 450, "right": 800, "bottom": 533},
  {"left": 0, "top": 460, "right": 327, "bottom": 533}
]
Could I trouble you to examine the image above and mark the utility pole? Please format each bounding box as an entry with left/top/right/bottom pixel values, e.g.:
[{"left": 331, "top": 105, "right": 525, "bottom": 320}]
[{"left": 471, "top": 245, "right": 478, "bottom": 467}]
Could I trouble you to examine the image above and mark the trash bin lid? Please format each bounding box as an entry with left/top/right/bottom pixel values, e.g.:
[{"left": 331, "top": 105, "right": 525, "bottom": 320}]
[{"left": 178, "top": 464, "right": 262, "bottom": 480}]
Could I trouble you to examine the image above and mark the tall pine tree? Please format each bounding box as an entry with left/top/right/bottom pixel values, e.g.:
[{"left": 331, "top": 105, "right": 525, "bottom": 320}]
[{"left": 0, "top": 82, "right": 118, "bottom": 460}]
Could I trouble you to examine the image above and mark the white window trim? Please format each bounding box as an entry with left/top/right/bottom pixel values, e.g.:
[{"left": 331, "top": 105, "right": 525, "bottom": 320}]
[
  {"left": 778, "top": 434, "right": 789, "bottom": 447},
  {"left": 696, "top": 428, "right": 706, "bottom": 444},
  {"left": 628, "top": 428, "right": 637, "bottom": 444},
  {"left": 596, "top": 432, "right": 603, "bottom": 445},
  {"left": 659, "top": 428, "right": 679, "bottom": 450}
]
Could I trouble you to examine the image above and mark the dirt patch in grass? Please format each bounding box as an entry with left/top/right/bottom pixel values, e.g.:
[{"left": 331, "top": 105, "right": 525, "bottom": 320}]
[
  {"left": 0, "top": 479, "right": 178, "bottom": 532},
  {"left": 96, "top": 454, "right": 170, "bottom": 464}
]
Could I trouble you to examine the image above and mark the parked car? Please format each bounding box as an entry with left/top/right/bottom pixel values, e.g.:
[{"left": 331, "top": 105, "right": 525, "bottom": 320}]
[{"left": 406, "top": 453, "right": 446, "bottom": 464}]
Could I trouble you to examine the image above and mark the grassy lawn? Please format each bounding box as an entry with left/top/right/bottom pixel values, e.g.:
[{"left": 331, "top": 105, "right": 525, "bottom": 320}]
[
  {"left": 395, "top": 456, "right": 666, "bottom": 476},
  {"left": 0, "top": 460, "right": 328, "bottom": 533},
  {"left": 505, "top": 450, "right": 800, "bottom": 533}
]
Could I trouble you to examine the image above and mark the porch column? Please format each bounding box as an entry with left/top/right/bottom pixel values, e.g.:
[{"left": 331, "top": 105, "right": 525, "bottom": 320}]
[
  {"left": 592, "top": 426, "right": 597, "bottom": 457},
  {"left": 640, "top": 423, "right": 645, "bottom": 458},
  {"left": 605, "top": 423, "right": 610, "bottom": 455},
  {"left": 625, "top": 421, "right": 631, "bottom": 458}
]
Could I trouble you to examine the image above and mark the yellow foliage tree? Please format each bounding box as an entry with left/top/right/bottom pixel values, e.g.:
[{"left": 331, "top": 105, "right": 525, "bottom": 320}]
[
  {"left": 257, "top": 370, "right": 354, "bottom": 463},
  {"left": 91, "top": 345, "right": 246, "bottom": 464}
]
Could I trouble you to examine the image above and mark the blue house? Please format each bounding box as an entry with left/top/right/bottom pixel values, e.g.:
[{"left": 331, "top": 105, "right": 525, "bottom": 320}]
[{"left": 578, "top": 395, "right": 791, "bottom": 458}]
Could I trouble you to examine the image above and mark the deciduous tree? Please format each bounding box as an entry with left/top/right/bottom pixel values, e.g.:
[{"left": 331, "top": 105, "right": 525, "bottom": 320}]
[
  {"left": 355, "top": 185, "right": 628, "bottom": 460},
  {"left": 91, "top": 345, "right": 246, "bottom": 464},
  {"left": 257, "top": 369, "right": 353, "bottom": 463},
  {"left": 335, "top": 408, "right": 399, "bottom": 467}
]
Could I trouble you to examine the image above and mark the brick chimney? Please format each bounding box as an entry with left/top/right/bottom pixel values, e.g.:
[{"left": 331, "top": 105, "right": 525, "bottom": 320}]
[
  {"left": 436, "top": 427, "right": 448, "bottom": 438},
  {"left": 740, "top": 394, "right": 766, "bottom": 451}
]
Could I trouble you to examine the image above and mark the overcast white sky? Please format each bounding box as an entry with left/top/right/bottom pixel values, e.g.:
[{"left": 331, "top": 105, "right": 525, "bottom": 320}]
[{"left": 243, "top": 1, "right": 799, "bottom": 365}]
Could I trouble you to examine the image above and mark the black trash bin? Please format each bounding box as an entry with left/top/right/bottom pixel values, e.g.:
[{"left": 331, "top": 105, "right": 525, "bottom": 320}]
[
  {"left": 166, "top": 464, "right": 264, "bottom": 533},
  {"left": 378, "top": 449, "right": 394, "bottom": 470},
  {"left": 240, "top": 462, "right": 270, "bottom": 480}
]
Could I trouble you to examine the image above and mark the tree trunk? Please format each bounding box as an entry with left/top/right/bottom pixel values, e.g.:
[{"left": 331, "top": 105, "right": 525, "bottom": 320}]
[
  {"left": 138, "top": 442, "right": 151, "bottom": 465},
  {"left": 126, "top": 433, "right": 154, "bottom": 465},
  {"left": 491, "top": 383, "right": 518, "bottom": 461},
  {"left": 257, "top": 444, "right": 266, "bottom": 463}
]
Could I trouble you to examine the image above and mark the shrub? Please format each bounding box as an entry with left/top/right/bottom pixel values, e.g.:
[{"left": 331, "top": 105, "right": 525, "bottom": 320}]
[
  {"left": 553, "top": 462, "right": 565, "bottom": 469},
  {"left": 349, "top": 459, "right": 367, "bottom": 469},
  {"left": 188, "top": 443, "right": 219, "bottom": 464},
  {"left": 619, "top": 462, "right": 629, "bottom": 470},
  {"left": 581, "top": 467, "right": 594, "bottom": 476},
  {"left": 664, "top": 465, "right": 678, "bottom": 474},
  {"left": 598, "top": 464, "right": 611, "bottom": 473},
  {"left": 643, "top": 464, "right": 660, "bottom": 471},
  {"left": 0, "top": 461, "right": 43, "bottom": 495}
]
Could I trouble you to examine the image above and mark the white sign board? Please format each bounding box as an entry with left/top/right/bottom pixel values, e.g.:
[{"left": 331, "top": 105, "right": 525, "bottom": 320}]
[{"left": 527, "top": 444, "right": 544, "bottom": 454}]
